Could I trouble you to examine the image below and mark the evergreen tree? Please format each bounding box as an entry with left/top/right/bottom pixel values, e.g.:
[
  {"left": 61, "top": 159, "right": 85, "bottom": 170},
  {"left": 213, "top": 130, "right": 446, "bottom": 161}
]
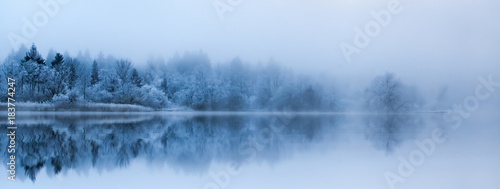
[
  {"left": 90, "top": 60, "right": 100, "bottom": 86},
  {"left": 130, "top": 69, "right": 142, "bottom": 87},
  {"left": 48, "top": 53, "right": 67, "bottom": 98},
  {"left": 51, "top": 53, "right": 64, "bottom": 71},
  {"left": 160, "top": 76, "right": 168, "bottom": 94},
  {"left": 68, "top": 63, "right": 77, "bottom": 90},
  {"left": 22, "top": 44, "right": 45, "bottom": 65}
]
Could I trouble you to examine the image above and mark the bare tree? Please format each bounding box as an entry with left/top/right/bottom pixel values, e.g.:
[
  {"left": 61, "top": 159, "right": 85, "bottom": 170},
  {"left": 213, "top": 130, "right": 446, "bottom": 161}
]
[{"left": 365, "top": 73, "right": 417, "bottom": 112}]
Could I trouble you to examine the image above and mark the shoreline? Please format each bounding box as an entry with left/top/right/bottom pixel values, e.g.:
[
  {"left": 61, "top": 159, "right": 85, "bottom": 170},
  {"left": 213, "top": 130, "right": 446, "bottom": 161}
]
[{"left": 4, "top": 103, "right": 497, "bottom": 115}]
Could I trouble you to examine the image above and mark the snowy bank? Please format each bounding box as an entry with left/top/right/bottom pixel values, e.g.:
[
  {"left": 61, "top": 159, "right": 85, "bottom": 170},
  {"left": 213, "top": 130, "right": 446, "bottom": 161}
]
[{"left": 0, "top": 102, "right": 153, "bottom": 112}]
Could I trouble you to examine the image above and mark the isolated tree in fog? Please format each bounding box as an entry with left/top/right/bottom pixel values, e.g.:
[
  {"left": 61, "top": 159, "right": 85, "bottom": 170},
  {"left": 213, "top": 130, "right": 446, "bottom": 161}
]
[{"left": 364, "top": 73, "right": 419, "bottom": 112}]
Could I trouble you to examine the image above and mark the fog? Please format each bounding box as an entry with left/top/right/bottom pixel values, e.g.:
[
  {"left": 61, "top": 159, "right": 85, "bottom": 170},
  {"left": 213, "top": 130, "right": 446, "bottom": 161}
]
[
  {"left": 2, "top": 1, "right": 500, "bottom": 188},
  {"left": 1, "top": 0, "right": 500, "bottom": 108}
]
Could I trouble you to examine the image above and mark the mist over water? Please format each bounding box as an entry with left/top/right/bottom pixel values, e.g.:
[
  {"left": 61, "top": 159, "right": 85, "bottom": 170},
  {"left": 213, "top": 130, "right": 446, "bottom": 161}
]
[
  {"left": 0, "top": 112, "right": 499, "bottom": 188},
  {"left": 1, "top": 0, "right": 499, "bottom": 188}
]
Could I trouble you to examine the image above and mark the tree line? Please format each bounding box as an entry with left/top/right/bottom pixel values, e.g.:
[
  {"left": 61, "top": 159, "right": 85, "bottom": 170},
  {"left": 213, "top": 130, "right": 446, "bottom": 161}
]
[{"left": 0, "top": 44, "right": 422, "bottom": 111}]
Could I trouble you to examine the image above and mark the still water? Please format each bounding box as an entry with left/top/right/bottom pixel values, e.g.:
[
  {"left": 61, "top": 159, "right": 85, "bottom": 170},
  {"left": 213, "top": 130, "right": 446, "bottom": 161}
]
[{"left": 1, "top": 111, "right": 499, "bottom": 189}]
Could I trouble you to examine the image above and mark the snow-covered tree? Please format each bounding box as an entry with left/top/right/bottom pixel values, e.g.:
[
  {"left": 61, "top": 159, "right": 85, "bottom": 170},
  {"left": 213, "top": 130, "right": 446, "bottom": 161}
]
[
  {"left": 0, "top": 45, "right": 350, "bottom": 110},
  {"left": 130, "top": 68, "right": 142, "bottom": 87},
  {"left": 20, "top": 44, "right": 51, "bottom": 101},
  {"left": 114, "top": 59, "right": 132, "bottom": 83},
  {"left": 90, "top": 60, "right": 100, "bottom": 86},
  {"left": 364, "top": 73, "right": 421, "bottom": 112}
]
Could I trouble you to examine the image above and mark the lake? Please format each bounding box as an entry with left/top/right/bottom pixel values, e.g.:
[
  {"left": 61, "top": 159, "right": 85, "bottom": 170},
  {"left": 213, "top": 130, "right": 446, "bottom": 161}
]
[{"left": 1, "top": 111, "right": 499, "bottom": 189}]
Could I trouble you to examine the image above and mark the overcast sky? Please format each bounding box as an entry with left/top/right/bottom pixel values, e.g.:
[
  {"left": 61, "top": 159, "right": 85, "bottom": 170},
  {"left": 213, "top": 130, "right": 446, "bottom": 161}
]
[{"left": 1, "top": 0, "right": 499, "bottom": 88}]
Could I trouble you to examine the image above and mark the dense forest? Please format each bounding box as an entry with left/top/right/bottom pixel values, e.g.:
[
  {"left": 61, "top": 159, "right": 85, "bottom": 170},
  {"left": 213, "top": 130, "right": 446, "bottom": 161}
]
[{"left": 0, "top": 44, "right": 422, "bottom": 111}]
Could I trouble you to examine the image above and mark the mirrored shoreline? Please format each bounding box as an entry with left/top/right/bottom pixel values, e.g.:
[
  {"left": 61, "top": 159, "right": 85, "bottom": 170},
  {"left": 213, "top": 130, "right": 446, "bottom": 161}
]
[{"left": 1, "top": 112, "right": 445, "bottom": 183}]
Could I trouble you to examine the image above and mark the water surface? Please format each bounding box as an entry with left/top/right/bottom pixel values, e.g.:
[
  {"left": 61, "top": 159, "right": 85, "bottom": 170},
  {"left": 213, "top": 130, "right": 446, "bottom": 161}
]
[{"left": 1, "top": 112, "right": 499, "bottom": 189}]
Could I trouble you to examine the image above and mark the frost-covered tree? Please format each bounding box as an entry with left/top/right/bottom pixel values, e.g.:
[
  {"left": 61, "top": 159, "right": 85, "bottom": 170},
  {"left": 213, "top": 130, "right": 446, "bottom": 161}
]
[
  {"left": 0, "top": 45, "right": 350, "bottom": 110},
  {"left": 90, "top": 60, "right": 100, "bottom": 86},
  {"left": 160, "top": 76, "right": 168, "bottom": 95},
  {"left": 78, "top": 63, "right": 91, "bottom": 101},
  {"left": 67, "top": 61, "right": 78, "bottom": 90},
  {"left": 115, "top": 59, "right": 132, "bottom": 83},
  {"left": 1, "top": 52, "right": 24, "bottom": 100},
  {"left": 88, "top": 68, "right": 119, "bottom": 103},
  {"left": 20, "top": 44, "right": 50, "bottom": 101},
  {"left": 47, "top": 53, "right": 67, "bottom": 99},
  {"left": 130, "top": 68, "right": 142, "bottom": 87},
  {"left": 255, "top": 61, "right": 284, "bottom": 109},
  {"left": 364, "top": 73, "right": 421, "bottom": 112},
  {"left": 22, "top": 44, "right": 45, "bottom": 65},
  {"left": 51, "top": 53, "right": 64, "bottom": 70},
  {"left": 76, "top": 50, "right": 92, "bottom": 65},
  {"left": 1, "top": 46, "right": 27, "bottom": 100},
  {"left": 137, "top": 85, "right": 169, "bottom": 109},
  {"left": 224, "top": 57, "right": 250, "bottom": 110},
  {"left": 45, "top": 49, "right": 57, "bottom": 65}
]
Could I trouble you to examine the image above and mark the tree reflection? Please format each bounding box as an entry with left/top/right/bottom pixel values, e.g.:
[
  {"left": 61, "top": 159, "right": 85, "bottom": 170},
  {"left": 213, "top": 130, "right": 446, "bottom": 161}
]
[
  {"left": 0, "top": 113, "right": 427, "bottom": 182},
  {"left": 0, "top": 114, "right": 335, "bottom": 182},
  {"left": 363, "top": 114, "right": 421, "bottom": 153}
]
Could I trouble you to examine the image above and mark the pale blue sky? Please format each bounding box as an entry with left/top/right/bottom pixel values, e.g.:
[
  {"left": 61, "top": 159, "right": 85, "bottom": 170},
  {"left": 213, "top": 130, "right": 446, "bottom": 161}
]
[{"left": 1, "top": 0, "right": 499, "bottom": 86}]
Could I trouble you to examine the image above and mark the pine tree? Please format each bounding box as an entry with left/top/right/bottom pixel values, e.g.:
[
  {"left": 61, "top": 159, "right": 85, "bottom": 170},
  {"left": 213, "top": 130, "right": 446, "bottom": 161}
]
[
  {"left": 48, "top": 53, "right": 67, "bottom": 98},
  {"left": 51, "top": 53, "right": 64, "bottom": 71},
  {"left": 130, "top": 69, "right": 142, "bottom": 87},
  {"left": 90, "top": 60, "right": 100, "bottom": 86},
  {"left": 160, "top": 76, "right": 168, "bottom": 94},
  {"left": 22, "top": 44, "right": 45, "bottom": 64},
  {"left": 68, "top": 63, "right": 77, "bottom": 90}
]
